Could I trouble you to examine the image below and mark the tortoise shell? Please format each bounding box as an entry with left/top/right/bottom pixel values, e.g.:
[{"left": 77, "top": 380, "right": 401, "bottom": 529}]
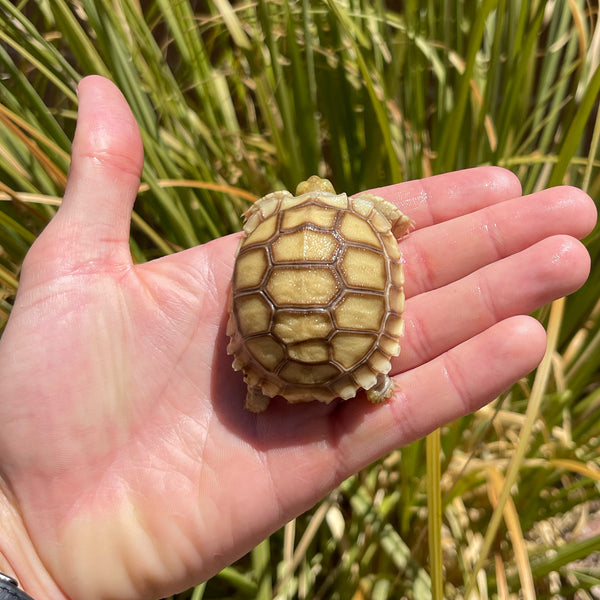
[{"left": 227, "top": 176, "right": 412, "bottom": 412}]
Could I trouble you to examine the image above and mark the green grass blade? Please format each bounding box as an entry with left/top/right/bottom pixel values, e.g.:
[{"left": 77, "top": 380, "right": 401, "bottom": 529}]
[
  {"left": 435, "top": 0, "right": 498, "bottom": 173},
  {"left": 549, "top": 63, "right": 600, "bottom": 186},
  {"left": 426, "top": 429, "right": 443, "bottom": 599}
]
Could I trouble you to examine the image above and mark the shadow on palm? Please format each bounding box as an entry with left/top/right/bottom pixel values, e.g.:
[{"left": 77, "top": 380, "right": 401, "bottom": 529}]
[{"left": 209, "top": 303, "right": 379, "bottom": 451}]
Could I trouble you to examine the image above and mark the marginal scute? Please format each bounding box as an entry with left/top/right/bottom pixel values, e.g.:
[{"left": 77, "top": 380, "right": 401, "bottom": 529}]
[
  {"left": 332, "top": 377, "right": 367, "bottom": 400},
  {"left": 378, "top": 334, "right": 401, "bottom": 357},
  {"left": 368, "top": 349, "right": 392, "bottom": 374},
  {"left": 260, "top": 379, "right": 280, "bottom": 398},
  {"left": 370, "top": 210, "right": 392, "bottom": 233},
  {"left": 281, "top": 204, "right": 337, "bottom": 229},
  {"left": 227, "top": 176, "right": 413, "bottom": 411},
  {"left": 382, "top": 233, "right": 402, "bottom": 260},
  {"left": 253, "top": 191, "right": 287, "bottom": 218},
  {"left": 325, "top": 195, "right": 349, "bottom": 210},
  {"left": 388, "top": 286, "right": 405, "bottom": 313},
  {"left": 350, "top": 364, "right": 378, "bottom": 391},
  {"left": 385, "top": 314, "right": 404, "bottom": 338},
  {"left": 391, "top": 263, "right": 404, "bottom": 286},
  {"left": 243, "top": 213, "right": 279, "bottom": 245},
  {"left": 349, "top": 196, "right": 375, "bottom": 218}
]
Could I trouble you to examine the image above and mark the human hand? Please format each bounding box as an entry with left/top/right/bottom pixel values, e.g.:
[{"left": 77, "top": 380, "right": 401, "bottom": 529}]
[{"left": 0, "top": 75, "right": 595, "bottom": 600}]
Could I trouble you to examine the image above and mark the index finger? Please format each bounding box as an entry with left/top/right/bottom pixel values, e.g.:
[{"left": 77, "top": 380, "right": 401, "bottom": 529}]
[{"left": 367, "top": 166, "right": 522, "bottom": 228}]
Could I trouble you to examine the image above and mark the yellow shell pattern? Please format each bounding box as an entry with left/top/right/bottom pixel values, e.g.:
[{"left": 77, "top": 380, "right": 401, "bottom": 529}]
[{"left": 227, "top": 176, "right": 412, "bottom": 412}]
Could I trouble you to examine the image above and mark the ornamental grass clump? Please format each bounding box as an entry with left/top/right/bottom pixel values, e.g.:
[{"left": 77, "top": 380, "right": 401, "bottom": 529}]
[{"left": 0, "top": 1, "right": 599, "bottom": 597}]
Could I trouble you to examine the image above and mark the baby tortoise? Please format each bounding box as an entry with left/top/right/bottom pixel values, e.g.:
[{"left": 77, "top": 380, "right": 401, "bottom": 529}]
[{"left": 227, "top": 175, "right": 413, "bottom": 412}]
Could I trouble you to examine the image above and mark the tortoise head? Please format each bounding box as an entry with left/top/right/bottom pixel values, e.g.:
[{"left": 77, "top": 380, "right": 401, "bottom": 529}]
[{"left": 295, "top": 175, "right": 335, "bottom": 196}]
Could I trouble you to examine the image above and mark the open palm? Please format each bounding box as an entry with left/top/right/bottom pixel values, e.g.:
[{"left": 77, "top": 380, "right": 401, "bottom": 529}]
[{"left": 0, "top": 76, "right": 595, "bottom": 600}]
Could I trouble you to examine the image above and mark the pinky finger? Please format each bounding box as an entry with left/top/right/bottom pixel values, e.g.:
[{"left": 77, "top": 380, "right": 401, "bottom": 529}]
[{"left": 334, "top": 316, "right": 547, "bottom": 476}]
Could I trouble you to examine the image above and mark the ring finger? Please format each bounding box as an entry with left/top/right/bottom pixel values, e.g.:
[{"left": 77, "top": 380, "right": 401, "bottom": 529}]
[{"left": 395, "top": 234, "right": 590, "bottom": 372}]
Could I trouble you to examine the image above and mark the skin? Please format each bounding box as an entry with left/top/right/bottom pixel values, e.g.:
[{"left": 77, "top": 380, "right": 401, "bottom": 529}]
[{"left": 0, "top": 75, "right": 596, "bottom": 600}]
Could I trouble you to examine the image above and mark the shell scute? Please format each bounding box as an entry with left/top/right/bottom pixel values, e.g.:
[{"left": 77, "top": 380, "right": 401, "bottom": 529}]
[
  {"left": 368, "top": 349, "right": 392, "bottom": 374},
  {"left": 233, "top": 248, "right": 269, "bottom": 289},
  {"left": 370, "top": 210, "right": 394, "bottom": 234},
  {"left": 241, "top": 214, "right": 279, "bottom": 247},
  {"left": 235, "top": 293, "right": 273, "bottom": 336},
  {"left": 265, "top": 267, "right": 341, "bottom": 306},
  {"left": 349, "top": 365, "right": 378, "bottom": 392},
  {"left": 245, "top": 335, "right": 285, "bottom": 371},
  {"left": 381, "top": 231, "right": 402, "bottom": 260},
  {"left": 279, "top": 361, "right": 340, "bottom": 385},
  {"left": 244, "top": 190, "right": 289, "bottom": 222},
  {"left": 388, "top": 287, "right": 405, "bottom": 313},
  {"left": 340, "top": 246, "right": 387, "bottom": 291},
  {"left": 271, "top": 229, "right": 338, "bottom": 263},
  {"left": 281, "top": 203, "right": 337, "bottom": 230},
  {"left": 273, "top": 310, "right": 333, "bottom": 344},
  {"left": 288, "top": 340, "right": 330, "bottom": 363},
  {"left": 331, "top": 332, "right": 378, "bottom": 369},
  {"left": 385, "top": 313, "right": 405, "bottom": 338},
  {"left": 339, "top": 212, "right": 381, "bottom": 248},
  {"left": 378, "top": 334, "right": 402, "bottom": 357},
  {"left": 349, "top": 196, "right": 375, "bottom": 218},
  {"left": 333, "top": 293, "right": 386, "bottom": 331}
]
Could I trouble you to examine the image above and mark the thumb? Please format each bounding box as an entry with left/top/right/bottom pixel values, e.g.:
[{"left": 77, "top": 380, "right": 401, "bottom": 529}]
[{"left": 41, "top": 75, "right": 144, "bottom": 268}]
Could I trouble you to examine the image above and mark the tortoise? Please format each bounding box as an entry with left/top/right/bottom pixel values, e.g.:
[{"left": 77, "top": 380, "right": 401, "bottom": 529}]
[{"left": 226, "top": 175, "right": 413, "bottom": 412}]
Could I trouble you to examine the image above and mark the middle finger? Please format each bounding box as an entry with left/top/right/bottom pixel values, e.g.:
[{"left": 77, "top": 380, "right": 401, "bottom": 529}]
[{"left": 401, "top": 185, "right": 594, "bottom": 298}]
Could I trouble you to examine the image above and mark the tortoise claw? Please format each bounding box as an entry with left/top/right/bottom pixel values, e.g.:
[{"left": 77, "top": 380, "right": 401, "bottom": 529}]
[
  {"left": 366, "top": 374, "right": 395, "bottom": 403},
  {"left": 245, "top": 387, "right": 271, "bottom": 413}
]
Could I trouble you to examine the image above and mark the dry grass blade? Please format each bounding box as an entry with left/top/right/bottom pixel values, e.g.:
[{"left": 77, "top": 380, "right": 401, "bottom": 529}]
[
  {"left": 465, "top": 297, "right": 565, "bottom": 596},
  {"left": 274, "top": 498, "right": 332, "bottom": 593},
  {"left": 486, "top": 466, "right": 535, "bottom": 599}
]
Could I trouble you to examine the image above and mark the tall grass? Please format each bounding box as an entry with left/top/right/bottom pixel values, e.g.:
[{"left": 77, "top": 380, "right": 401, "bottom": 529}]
[{"left": 1, "top": 0, "right": 599, "bottom": 597}]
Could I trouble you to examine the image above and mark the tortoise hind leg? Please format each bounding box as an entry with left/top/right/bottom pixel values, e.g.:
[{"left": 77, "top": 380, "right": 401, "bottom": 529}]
[
  {"left": 366, "top": 374, "right": 395, "bottom": 403},
  {"left": 245, "top": 387, "right": 271, "bottom": 412}
]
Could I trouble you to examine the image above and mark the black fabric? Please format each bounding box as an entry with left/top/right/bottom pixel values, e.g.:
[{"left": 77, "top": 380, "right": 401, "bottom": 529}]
[{"left": 0, "top": 574, "right": 36, "bottom": 600}]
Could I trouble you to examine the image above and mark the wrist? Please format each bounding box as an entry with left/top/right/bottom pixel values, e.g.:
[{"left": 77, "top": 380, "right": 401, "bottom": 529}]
[{"left": 0, "top": 493, "right": 65, "bottom": 600}]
